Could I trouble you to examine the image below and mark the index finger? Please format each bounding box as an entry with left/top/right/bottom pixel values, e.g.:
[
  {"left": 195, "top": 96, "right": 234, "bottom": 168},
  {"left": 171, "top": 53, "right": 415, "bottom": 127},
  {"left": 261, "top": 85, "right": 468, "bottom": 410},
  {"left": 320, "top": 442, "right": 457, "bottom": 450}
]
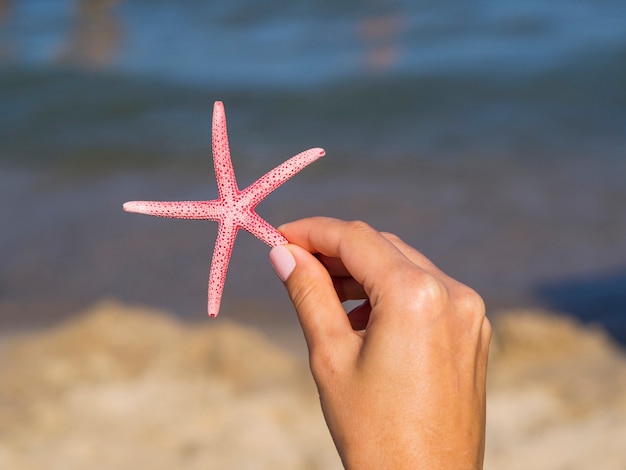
[{"left": 278, "top": 217, "right": 415, "bottom": 302}]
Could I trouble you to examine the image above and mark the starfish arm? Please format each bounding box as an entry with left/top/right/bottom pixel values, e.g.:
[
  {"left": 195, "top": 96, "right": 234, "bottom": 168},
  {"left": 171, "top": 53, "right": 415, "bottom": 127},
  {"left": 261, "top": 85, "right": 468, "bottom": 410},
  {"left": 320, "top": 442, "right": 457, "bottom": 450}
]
[
  {"left": 123, "top": 200, "right": 222, "bottom": 220},
  {"left": 207, "top": 220, "right": 239, "bottom": 317},
  {"left": 240, "top": 210, "right": 288, "bottom": 247},
  {"left": 240, "top": 147, "right": 325, "bottom": 208},
  {"left": 212, "top": 101, "right": 239, "bottom": 200}
]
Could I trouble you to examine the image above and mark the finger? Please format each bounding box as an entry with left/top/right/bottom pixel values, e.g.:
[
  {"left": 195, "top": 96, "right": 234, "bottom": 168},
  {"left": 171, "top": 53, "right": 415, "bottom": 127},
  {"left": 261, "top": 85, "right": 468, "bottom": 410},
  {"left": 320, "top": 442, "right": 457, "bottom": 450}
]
[
  {"left": 279, "top": 218, "right": 413, "bottom": 303},
  {"left": 380, "top": 231, "right": 461, "bottom": 287},
  {"left": 380, "top": 232, "right": 439, "bottom": 272},
  {"left": 269, "top": 244, "right": 353, "bottom": 352}
]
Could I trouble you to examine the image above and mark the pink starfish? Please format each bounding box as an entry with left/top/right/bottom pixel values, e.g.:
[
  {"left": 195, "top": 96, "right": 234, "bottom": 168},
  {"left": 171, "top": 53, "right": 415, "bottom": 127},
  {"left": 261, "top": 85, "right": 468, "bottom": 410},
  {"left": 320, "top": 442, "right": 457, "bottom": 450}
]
[{"left": 123, "top": 101, "right": 325, "bottom": 317}]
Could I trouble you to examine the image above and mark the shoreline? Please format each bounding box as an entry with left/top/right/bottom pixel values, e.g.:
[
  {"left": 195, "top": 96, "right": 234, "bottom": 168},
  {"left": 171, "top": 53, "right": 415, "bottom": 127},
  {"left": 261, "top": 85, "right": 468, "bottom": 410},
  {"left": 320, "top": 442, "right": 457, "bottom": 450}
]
[{"left": 2, "top": 162, "right": 626, "bottom": 343}]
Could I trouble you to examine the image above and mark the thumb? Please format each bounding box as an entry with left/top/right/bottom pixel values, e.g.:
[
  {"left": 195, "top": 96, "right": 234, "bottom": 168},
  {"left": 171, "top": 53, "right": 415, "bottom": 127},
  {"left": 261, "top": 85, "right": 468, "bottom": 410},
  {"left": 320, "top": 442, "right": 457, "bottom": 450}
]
[{"left": 269, "top": 244, "right": 351, "bottom": 351}]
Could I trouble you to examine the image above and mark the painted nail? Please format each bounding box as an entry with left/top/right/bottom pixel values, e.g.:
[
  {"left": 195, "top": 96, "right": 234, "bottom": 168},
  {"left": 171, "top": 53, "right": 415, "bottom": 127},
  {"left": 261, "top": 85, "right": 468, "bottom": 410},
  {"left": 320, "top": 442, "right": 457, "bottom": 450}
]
[{"left": 269, "top": 245, "right": 296, "bottom": 282}]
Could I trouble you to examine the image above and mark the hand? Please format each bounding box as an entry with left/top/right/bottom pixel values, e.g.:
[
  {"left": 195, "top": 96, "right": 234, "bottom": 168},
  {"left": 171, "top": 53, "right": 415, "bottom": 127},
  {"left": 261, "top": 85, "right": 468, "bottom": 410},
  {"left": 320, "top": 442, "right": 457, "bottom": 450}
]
[{"left": 269, "top": 217, "right": 491, "bottom": 469}]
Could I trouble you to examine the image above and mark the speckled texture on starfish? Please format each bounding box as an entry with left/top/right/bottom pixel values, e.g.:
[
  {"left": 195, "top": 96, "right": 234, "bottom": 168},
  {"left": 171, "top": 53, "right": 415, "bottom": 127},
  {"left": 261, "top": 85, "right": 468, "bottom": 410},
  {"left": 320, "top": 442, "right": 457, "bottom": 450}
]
[{"left": 123, "top": 101, "right": 325, "bottom": 317}]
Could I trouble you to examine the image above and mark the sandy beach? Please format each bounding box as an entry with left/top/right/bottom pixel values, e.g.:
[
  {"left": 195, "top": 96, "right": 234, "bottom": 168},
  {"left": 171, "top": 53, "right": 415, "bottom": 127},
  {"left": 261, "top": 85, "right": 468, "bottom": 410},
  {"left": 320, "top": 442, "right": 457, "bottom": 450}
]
[
  {"left": 0, "top": 300, "right": 624, "bottom": 469},
  {"left": 0, "top": 301, "right": 341, "bottom": 469}
]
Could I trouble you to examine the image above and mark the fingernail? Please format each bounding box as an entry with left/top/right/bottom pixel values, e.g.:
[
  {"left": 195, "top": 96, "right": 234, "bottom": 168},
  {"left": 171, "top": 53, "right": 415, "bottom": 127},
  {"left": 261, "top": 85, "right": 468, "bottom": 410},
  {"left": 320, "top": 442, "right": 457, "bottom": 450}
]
[{"left": 269, "top": 245, "right": 296, "bottom": 282}]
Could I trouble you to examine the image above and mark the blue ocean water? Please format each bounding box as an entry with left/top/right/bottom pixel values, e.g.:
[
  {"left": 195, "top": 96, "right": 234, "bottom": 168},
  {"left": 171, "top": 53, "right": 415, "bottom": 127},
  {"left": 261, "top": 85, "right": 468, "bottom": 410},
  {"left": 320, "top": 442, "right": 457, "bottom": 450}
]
[
  {"left": 5, "top": 0, "right": 626, "bottom": 87},
  {"left": 1, "top": 0, "right": 625, "bottom": 167}
]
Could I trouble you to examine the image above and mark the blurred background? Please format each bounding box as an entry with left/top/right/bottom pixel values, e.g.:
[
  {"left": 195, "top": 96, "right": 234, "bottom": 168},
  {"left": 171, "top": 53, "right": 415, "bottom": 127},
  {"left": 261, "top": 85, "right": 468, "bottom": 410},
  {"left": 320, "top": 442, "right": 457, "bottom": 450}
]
[{"left": 1, "top": 0, "right": 625, "bottom": 468}]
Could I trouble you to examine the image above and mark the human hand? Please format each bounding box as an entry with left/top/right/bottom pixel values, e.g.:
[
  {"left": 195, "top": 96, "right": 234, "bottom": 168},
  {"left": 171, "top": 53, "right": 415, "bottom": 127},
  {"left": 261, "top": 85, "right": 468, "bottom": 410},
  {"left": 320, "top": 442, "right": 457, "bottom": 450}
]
[{"left": 269, "top": 217, "right": 491, "bottom": 469}]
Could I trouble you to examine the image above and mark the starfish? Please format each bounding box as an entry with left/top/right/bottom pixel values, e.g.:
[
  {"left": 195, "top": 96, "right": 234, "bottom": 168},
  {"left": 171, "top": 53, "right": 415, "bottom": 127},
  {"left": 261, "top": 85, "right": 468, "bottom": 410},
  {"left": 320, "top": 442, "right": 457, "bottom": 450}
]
[{"left": 123, "top": 101, "right": 325, "bottom": 317}]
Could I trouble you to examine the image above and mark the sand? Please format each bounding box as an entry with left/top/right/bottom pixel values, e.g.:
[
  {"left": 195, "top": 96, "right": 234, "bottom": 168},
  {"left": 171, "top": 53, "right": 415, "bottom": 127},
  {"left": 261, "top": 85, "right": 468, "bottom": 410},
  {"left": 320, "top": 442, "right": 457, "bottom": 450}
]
[
  {"left": 486, "top": 310, "right": 626, "bottom": 469},
  {"left": 1, "top": 301, "right": 625, "bottom": 469},
  {"left": 0, "top": 301, "right": 340, "bottom": 469}
]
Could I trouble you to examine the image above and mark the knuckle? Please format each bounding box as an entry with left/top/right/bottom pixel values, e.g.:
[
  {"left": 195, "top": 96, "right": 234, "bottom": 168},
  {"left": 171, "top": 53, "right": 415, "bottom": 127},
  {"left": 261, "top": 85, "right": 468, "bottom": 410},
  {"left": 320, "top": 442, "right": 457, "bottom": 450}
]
[
  {"left": 412, "top": 271, "right": 448, "bottom": 304},
  {"left": 395, "top": 270, "right": 448, "bottom": 315},
  {"left": 345, "top": 219, "right": 374, "bottom": 235},
  {"left": 401, "top": 271, "right": 488, "bottom": 322},
  {"left": 454, "top": 284, "right": 486, "bottom": 316}
]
